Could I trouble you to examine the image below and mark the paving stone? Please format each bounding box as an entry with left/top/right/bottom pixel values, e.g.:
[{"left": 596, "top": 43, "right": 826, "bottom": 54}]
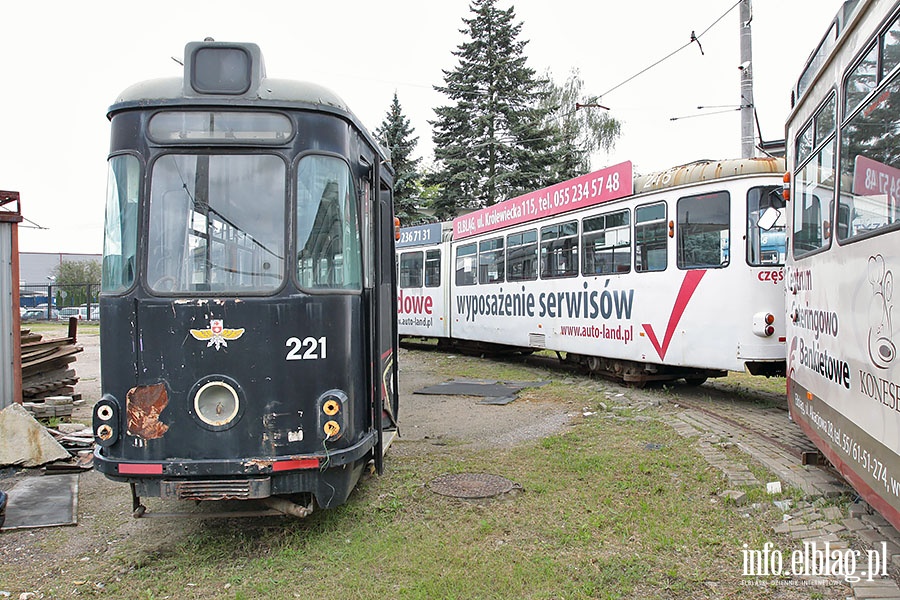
[
  {"left": 859, "top": 529, "right": 889, "bottom": 546},
  {"left": 864, "top": 514, "right": 893, "bottom": 529},
  {"left": 802, "top": 532, "right": 842, "bottom": 544},
  {"left": 825, "top": 523, "right": 846, "bottom": 534},
  {"left": 773, "top": 523, "right": 791, "bottom": 534},
  {"left": 719, "top": 490, "right": 747, "bottom": 506},
  {"left": 791, "top": 528, "right": 826, "bottom": 539},
  {"left": 850, "top": 578, "right": 900, "bottom": 599}
]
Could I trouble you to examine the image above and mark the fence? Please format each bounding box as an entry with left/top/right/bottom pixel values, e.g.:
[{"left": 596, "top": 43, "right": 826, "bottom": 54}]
[{"left": 19, "top": 283, "right": 100, "bottom": 321}]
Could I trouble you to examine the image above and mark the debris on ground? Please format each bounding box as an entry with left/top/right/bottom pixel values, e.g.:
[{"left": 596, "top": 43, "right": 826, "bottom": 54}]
[
  {"left": 0, "top": 404, "right": 70, "bottom": 468},
  {"left": 20, "top": 323, "right": 84, "bottom": 417}
]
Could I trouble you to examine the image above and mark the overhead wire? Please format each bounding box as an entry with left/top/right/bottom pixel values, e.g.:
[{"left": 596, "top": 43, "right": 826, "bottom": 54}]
[
  {"left": 434, "top": 0, "right": 743, "bottom": 155},
  {"left": 591, "top": 0, "right": 742, "bottom": 103}
]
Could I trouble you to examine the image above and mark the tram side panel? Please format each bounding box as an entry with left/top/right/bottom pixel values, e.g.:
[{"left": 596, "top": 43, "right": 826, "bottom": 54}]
[
  {"left": 782, "top": 0, "right": 900, "bottom": 530},
  {"left": 447, "top": 176, "right": 786, "bottom": 376},
  {"left": 786, "top": 236, "right": 900, "bottom": 526},
  {"left": 449, "top": 261, "right": 781, "bottom": 373}
]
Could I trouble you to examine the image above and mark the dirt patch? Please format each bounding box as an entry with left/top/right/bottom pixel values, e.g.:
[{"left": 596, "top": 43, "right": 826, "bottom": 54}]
[{"left": 396, "top": 347, "right": 577, "bottom": 450}]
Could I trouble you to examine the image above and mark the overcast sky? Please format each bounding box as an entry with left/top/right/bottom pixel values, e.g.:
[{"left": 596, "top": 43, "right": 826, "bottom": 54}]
[{"left": 1, "top": 0, "right": 844, "bottom": 254}]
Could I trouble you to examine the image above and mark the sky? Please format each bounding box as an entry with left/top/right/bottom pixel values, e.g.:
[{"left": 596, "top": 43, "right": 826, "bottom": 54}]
[{"left": 0, "top": 0, "right": 846, "bottom": 255}]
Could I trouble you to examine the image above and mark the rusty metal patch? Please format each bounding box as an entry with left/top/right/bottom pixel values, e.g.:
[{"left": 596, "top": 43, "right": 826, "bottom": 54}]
[
  {"left": 428, "top": 473, "right": 521, "bottom": 499},
  {"left": 126, "top": 383, "right": 169, "bottom": 439}
]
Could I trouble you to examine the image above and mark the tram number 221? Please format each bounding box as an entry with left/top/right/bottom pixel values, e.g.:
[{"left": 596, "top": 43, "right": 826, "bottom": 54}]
[{"left": 285, "top": 336, "right": 328, "bottom": 360}]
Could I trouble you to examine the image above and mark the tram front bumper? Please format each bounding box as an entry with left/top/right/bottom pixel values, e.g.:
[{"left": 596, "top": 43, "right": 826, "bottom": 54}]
[{"left": 93, "top": 429, "right": 376, "bottom": 485}]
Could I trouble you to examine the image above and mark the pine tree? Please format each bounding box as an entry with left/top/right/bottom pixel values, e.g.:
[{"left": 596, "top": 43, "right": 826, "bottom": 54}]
[
  {"left": 429, "top": 0, "right": 564, "bottom": 219},
  {"left": 376, "top": 92, "right": 422, "bottom": 224}
]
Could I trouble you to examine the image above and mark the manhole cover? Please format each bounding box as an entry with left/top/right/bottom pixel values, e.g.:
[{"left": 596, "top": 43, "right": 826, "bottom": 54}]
[{"left": 428, "top": 473, "right": 520, "bottom": 498}]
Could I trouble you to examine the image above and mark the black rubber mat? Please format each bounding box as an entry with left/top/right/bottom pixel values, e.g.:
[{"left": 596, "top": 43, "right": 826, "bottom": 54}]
[
  {"left": 0, "top": 473, "right": 78, "bottom": 530},
  {"left": 414, "top": 379, "right": 549, "bottom": 405}
]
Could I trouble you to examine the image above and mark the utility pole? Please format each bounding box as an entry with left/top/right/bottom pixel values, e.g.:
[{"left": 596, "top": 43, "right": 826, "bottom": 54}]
[{"left": 740, "top": 0, "right": 755, "bottom": 158}]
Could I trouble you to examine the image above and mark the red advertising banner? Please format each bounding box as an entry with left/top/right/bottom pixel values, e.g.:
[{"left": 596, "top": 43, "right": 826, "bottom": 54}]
[
  {"left": 452, "top": 161, "right": 633, "bottom": 240},
  {"left": 853, "top": 155, "right": 900, "bottom": 201}
]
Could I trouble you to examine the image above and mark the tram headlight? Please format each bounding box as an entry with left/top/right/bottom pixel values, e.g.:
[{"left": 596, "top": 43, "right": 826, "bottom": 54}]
[
  {"left": 193, "top": 380, "right": 241, "bottom": 429},
  {"left": 93, "top": 395, "right": 120, "bottom": 447}
]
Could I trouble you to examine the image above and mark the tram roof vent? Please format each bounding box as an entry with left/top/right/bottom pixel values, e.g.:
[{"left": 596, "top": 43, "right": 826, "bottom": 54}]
[{"left": 183, "top": 40, "right": 266, "bottom": 99}]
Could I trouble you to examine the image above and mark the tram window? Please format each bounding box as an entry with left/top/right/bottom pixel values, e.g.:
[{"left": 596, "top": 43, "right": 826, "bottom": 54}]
[
  {"left": 102, "top": 154, "right": 140, "bottom": 293},
  {"left": 634, "top": 202, "right": 667, "bottom": 272},
  {"left": 148, "top": 111, "right": 292, "bottom": 143},
  {"left": 792, "top": 145, "right": 835, "bottom": 256},
  {"left": 361, "top": 179, "right": 374, "bottom": 289},
  {"left": 798, "top": 22, "right": 837, "bottom": 100},
  {"left": 479, "top": 237, "right": 504, "bottom": 284},
  {"left": 747, "top": 186, "right": 786, "bottom": 266},
  {"left": 456, "top": 243, "right": 477, "bottom": 286},
  {"left": 677, "top": 192, "right": 730, "bottom": 269},
  {"left": 296, "top": 155, "right": 361, "bottom": 290},
  {"left": 815, "top": 95, "right": 836, "bottom": 146},
  {"left": 882, "top": 16, "right": 900, "bottom": 77},
  {"left": 796, "top": 124, "right": 813, "bottom": 165},
  {"left": 540, "top": 221, "right": 578, "bottom": 279},
  {"left": 507, "top": 229, "right": 538, "bottom": 282},
  {"left": 845, "top": 43, "right": 878, "bottom": 116},
  {"left": 399, "top": 251, "right": 423, "bottom": 288},
  {"left": 582, "top": 209, "right": 631, "bottom": 276},
  {"left": 838, "top": 72, "right": 900, "bottom": 242},
  {"left": 148, "top": 154, "right": 285, "bottom": 293},
  {"left": 425, "top": 249, "right": 441, "bottom": 287}
]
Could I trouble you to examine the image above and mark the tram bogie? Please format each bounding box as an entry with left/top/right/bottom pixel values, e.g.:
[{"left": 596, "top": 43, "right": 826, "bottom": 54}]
[{"left": 94, "top": 40, "right": 398, "bottom": 517}]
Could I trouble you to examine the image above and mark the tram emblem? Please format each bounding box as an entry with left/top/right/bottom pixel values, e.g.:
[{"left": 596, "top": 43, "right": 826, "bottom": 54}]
[
  {"left": 868, "top": 254, "right": 896, "bottom": 368},
  {"left": 190, "top": 319, "right": 245, "bottom": 351}
]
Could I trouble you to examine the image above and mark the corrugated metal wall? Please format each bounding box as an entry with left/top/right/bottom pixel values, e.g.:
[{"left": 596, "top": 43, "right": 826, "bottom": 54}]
[{"left": 0, "top": 192, "right": 23, "bottom": 409}]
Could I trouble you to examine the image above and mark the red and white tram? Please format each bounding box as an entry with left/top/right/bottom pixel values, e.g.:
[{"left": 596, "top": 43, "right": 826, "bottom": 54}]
[{"left": 399, "top": 157, "right": 787, "bottom": 385}]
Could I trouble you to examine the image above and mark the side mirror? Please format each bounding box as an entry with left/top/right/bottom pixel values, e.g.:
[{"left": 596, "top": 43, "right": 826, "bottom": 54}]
[{"left": 758, "top": 207, "right": 781, "bottom": 231}]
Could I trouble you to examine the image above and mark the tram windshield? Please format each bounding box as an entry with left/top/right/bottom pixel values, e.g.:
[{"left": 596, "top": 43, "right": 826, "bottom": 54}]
[
  {"left": 147, "top": 154, "right": 285, "bottom": 293},
  {"left": 747, "top": 185, "right": 786, "bottom": 265},
  {"left": 295, "top": 155, "right": 361, "bottom": 290}
]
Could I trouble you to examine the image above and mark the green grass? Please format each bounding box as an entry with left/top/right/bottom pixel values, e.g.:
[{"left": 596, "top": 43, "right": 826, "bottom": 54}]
[
  {"left": 33, "top": 387, "right": 808, "bottom": 599},
  {"left": 2, "top": 347, "right": 823, "bottom": 599}
]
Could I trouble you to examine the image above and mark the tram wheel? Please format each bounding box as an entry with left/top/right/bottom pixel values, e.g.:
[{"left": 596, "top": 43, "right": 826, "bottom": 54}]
[{"left": 683, "top": 377, "right": 708, "bottom": 387}]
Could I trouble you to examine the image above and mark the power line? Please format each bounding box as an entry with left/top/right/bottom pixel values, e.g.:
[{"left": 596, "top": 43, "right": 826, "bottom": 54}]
[{"left": 591, "top": 0, "right": 741, "bottom": 102}]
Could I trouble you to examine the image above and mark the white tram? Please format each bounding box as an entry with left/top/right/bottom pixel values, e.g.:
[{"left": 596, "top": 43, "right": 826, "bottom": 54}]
[
  {"left": 785, "top": 0, "right": 900, "bottom": 529},
  {"left": 399, "top": 158, "right": 788, "bottom": 385}
]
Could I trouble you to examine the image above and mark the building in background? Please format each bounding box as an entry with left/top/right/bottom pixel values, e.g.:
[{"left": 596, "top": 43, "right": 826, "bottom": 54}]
[{"left": 19, "top": 252, "right": 101, "bottom": 285}]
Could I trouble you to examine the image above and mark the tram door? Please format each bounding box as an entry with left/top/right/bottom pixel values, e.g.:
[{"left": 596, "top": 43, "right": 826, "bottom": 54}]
[{"left": 371, "top": 165, "right": 398, "bottom": 473}]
